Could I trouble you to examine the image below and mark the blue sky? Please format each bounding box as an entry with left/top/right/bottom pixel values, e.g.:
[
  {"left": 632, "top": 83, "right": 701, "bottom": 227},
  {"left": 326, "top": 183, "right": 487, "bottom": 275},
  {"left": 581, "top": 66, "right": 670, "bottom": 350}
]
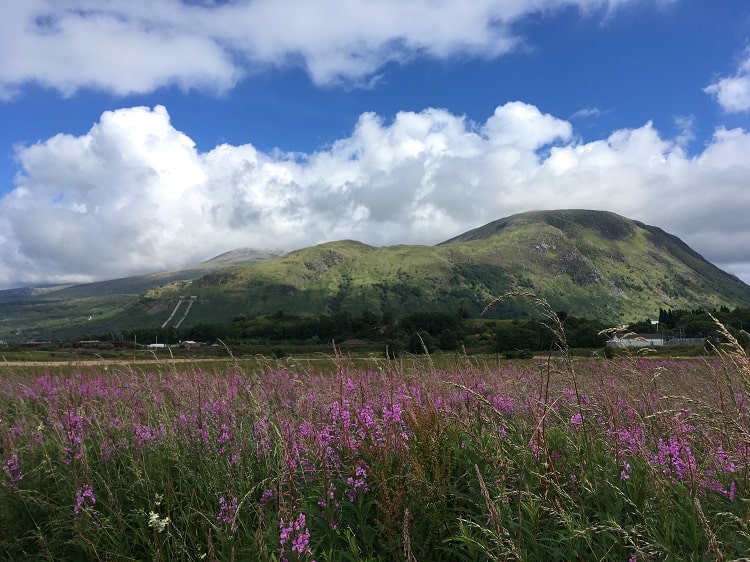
[{"left": 1, "top": 0, "right": 750, "bottom": 291}]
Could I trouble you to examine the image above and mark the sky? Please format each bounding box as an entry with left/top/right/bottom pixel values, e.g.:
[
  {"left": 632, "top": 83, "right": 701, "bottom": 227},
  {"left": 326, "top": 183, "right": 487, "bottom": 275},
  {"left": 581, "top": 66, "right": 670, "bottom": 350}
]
[{"left": 1, "top": 0, "right": 750, "bottom": 290}]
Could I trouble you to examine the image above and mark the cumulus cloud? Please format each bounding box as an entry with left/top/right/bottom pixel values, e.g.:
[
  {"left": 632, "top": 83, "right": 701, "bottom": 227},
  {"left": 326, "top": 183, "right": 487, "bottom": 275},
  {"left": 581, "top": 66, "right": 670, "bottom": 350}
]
[
  {"left": 2, "top": 101, "right": 750, "bottom": 287},
  {"left": 1, "top": 0, "right": 644, "bottom": 97},
  {"left": 705, "top": 47, "right": 750, "bottom": 113}
]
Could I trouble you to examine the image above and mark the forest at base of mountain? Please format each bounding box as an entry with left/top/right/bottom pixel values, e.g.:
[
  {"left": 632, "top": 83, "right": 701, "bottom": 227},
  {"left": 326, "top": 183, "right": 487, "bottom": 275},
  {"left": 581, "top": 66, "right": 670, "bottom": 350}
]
[{"left": 19, "top": 305, "right": 748, "bottom": 360}]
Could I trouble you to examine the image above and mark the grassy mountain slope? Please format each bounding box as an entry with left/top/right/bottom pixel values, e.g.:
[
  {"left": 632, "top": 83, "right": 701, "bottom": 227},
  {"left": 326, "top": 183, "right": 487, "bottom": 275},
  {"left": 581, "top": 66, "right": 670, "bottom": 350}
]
[
  {"left": 3, "top": 210, "right": 750, "bottom": 340},
  {"left": 439, "top": 209, "right": 750, "bottom": 320},
  {"left": 125, "top": 210, "right": 750, "bottom": 332},
  {"left": 0, "top": 249, "right": 280, "bottom": 340}
]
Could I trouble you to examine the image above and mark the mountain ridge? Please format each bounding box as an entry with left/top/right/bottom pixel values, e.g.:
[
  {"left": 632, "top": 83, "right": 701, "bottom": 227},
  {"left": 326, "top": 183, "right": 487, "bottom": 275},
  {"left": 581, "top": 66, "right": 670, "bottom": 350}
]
[{"left": 2, "top": 210, "right": 749, "bottom": 340}]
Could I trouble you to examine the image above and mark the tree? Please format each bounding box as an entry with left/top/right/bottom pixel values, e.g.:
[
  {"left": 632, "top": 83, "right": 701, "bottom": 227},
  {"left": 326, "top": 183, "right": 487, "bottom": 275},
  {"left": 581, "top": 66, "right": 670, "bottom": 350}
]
[{"left": 407, "top": 332, "right": 434, "bottom": 354}]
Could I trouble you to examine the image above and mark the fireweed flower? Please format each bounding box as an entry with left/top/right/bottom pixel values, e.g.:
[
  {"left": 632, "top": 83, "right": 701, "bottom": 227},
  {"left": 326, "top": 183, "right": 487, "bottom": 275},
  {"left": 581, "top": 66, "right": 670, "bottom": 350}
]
[
  {"left": 100, "top": 438, "right": 129, "bottom": 462},
  {"left": 382, "top": 403, "right": 403, "bottom": 425},
  {"left": 728, "top": 480, "right": 737, "bottom": 502},
  {"left": 563, "top": 387, "right": 576, "bottom": 403},
  {"left": 488, "top": 394, "right": 515, "bottom": 415},
  {"left": 615, "top": 425, "right": 645, "bottom": 456},
  {"left": 260, "top": 488, "right": 276, "bottom": 504},
  {"left": 620, "top": 460, "right": 631, "bottom": 480},
  {"left": 346, "top": 464, "right": 369, "bottom": 502},
  {"left": 216, "top": 423, "right": 233, "bottom": 454},
  {"left": 3, "top": 453, "right": 22, "bottom": 488},
  {"left": 280, "top": 512, "right": 313, "bottom": 560},
  {"left": 217, "top": 495, "right": 238, "bottom": 534},
  {"left": 317, "top": 482, "right": 341, "bottom": 528},
  {"left": 74, "top": 483, "right": 96, "bottom": 517},
  {"left": 355, "top": 405, "right": 378, "bottom": 441},
  {"left": 61, "top": 409, "right": 88, "bottom": 464},
  {"left": 652, "top": 437, "right": 696, "bottom": 481},
  {"left": 701, "top": 445, "right": 738, "bottom": 498},
  {"left": 253, "top": 416, "right": 272, "bottom": 456},
  {"left": 133, "top": 423, "right": 167, "bottom": 447}
]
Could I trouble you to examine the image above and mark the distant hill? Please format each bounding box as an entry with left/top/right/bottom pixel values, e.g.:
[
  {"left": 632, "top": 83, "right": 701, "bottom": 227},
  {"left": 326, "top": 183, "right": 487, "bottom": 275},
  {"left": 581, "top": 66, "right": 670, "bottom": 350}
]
[
  {"left": 2, "top": 210, "right": 750, "bottom": 341},
  {"left": 0, "top": 249, "right": 280, "bottom": 340}
]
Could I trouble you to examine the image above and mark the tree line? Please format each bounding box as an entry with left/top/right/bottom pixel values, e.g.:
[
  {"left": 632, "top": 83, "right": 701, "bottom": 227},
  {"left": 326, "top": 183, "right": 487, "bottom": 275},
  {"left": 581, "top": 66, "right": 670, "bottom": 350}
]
[{"left": 65, "top": 306, "right": 750, "bottom": 356}]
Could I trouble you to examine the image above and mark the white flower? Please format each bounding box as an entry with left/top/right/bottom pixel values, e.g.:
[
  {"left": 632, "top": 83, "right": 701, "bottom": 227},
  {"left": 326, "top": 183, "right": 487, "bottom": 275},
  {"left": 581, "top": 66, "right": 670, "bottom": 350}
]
[{"left": 148, "top": 511, "right": 170, "bottom": 533}]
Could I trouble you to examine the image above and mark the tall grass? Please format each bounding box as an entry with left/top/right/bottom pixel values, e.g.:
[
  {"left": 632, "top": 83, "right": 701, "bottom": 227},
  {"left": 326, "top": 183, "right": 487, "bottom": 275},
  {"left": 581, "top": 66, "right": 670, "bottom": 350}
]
[{"left": 1, "top": 322, "right": 749, "bottom": 560}]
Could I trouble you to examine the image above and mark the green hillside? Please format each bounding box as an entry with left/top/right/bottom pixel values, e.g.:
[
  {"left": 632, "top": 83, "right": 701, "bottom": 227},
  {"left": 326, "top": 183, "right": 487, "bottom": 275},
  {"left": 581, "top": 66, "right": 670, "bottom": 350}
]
[
  {"left": 125, "top": 210, "right": 750, "bottom": 331},
  {"left": 3, "top": 210, "right": 750, "bottom": 341},
  {"left": 0, "top": 249, "right": 280, "bottom": 341}
]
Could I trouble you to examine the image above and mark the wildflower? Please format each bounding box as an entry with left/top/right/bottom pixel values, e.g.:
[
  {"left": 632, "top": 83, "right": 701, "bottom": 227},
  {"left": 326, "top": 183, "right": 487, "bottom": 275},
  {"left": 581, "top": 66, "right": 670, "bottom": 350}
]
[
  {"left": 488, "top": 394, "right": 515, "bottom": 415},
  {"left": 260, "top": 488, "right": 275, "bottom": 504},
  {"left": 100, "top": 438, "right": 128, "bottom": 462},
  {"left": 253, "top": 416, "right": 271, "bottom": 456},
  {"left": 280, "top": 512, "right": 313, "bottom": 560},
  {"left": 292, "top": 527, "right": 311, "bottom": 555},
  {"left": 217, "top": 495, "right": 239, "bottom": 534},
  {"left": 3, "top": 453, "right": 23, "bottom": 488},
  {"left": 74, "top": 483, "right": 97, "bottom": 517},
  {"left": 382, "top": 402, "right": 403, "bottom": 425},
  {"left": 61, "top": 409, "right": 87, "bottom": 464},
  {"left": 148, "top": 511, "right": 171, "bottom": 533},
  {"left": 346, "top": 464, "right": 370, "bottom": 502},
  {"left": 564, "top": 387, "right": 576, "bottom": 403},
  {"left": 570, "top": 413, "right": 584, "bottom": 429},
  {"left": 652, "top": 437, "right": 696, "bottom": 481},
  {"left": 615, "top": 425, "right": 645, "bottom": 455},
  {"left": 620, "top": 460, "right": 631, "bottom": 480},
  {"left": 216, "top": 423, "right": 233, "bottom": 454},
  {"left": 133, "top": 423, "right": 167, "bottom": 447}
]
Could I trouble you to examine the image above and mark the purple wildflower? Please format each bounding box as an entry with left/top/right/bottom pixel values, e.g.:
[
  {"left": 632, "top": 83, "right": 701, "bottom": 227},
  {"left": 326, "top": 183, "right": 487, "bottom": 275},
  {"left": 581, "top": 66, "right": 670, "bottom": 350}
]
[
  {"left": 620, "top": 460, "right": 631, "bottom": 481},
  {"left": 615, "top": 425, "right": 645, "bottom": 455},
  {"left": 346, "top": 464, "right": 370, "bottom": 502},
  {"left": 280, "top": 512, "right": 313, "bottom": 560},
  {"left": 3, "top": 453, "right": 22, "bottom": 487},
  {"left": 652, "top": 437, "right": 696, "bottom": 481},
  {"left": 133, "top": 423, "right": 167, "bottom": 447},
  {"left": 61, "top": 409, "right": 87, "bottom": 464},
  {"left": 728, "top": 480, "right": 737, "bottom": 502},
  {"left": 260, "top": 488, "right": 276, "bottom": 504},
  {"left": 217, "top": 495, "right": 238, "bottom": 534},
  {"left": 488, "top": 394, "right": 515, "bottom": 415},
  {"left": 382, "top": 403, "right": 403, "bottom": 425},
  {"left": 74, "top": 483, "right": 97, "bottom": 517}
]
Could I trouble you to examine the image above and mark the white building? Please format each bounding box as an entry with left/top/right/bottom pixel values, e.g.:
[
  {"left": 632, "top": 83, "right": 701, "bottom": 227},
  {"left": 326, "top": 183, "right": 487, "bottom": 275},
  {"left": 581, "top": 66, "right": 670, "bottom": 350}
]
[{"left": 607, "top": 333, "right": 664, "bottom": 348}]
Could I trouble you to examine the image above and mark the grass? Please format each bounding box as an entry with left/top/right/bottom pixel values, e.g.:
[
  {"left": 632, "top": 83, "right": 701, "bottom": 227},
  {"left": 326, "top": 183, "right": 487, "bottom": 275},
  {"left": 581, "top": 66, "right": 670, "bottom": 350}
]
[{"left": 1, "top": 317, "right": 749, "bottom": 560}]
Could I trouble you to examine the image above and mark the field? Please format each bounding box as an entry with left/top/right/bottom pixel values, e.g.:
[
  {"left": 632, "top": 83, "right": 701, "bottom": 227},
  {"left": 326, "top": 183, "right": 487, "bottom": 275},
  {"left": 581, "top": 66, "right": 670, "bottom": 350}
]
[{"left": 2, "top": 329, "right": 750, "bottom": 560}]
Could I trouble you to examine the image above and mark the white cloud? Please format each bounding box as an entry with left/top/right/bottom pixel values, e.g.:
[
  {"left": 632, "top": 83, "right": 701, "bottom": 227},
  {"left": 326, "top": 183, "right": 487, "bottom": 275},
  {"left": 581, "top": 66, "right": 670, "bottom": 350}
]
[
  {"left": 570, "top": 107, "right": 603, "bottom": 120},
  {"left": 0, "top": 0, "right": 645, "bottom": 97},
  {"left": 705, "top": 47, "right": 750, "bottom": 113},
  {"left": 2, "top": 101, "right": 750, "bottom": 287}
]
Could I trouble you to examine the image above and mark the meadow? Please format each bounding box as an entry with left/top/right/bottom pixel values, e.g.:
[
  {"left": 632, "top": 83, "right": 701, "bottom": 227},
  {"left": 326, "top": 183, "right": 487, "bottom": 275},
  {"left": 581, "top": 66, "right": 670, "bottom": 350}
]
[{"left": 2, "top": 326, "right": 749, "bottom": 560}]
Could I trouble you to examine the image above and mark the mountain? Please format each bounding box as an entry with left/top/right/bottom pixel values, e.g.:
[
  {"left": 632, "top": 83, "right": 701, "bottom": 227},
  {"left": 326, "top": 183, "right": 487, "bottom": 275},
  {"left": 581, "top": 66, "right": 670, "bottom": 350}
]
[
  {"left": 3, "top": 210, "right": 750, "bottom": 341},
  {"left": 0, "top": 249, "right": 280, "bottom": 340}
]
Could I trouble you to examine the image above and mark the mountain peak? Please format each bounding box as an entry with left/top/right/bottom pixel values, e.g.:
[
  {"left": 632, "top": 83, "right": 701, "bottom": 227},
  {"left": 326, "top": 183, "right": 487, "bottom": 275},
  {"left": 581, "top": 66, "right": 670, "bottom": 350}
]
[{"left": 440, "top": 209, "right": 637, "bottom": 245}]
